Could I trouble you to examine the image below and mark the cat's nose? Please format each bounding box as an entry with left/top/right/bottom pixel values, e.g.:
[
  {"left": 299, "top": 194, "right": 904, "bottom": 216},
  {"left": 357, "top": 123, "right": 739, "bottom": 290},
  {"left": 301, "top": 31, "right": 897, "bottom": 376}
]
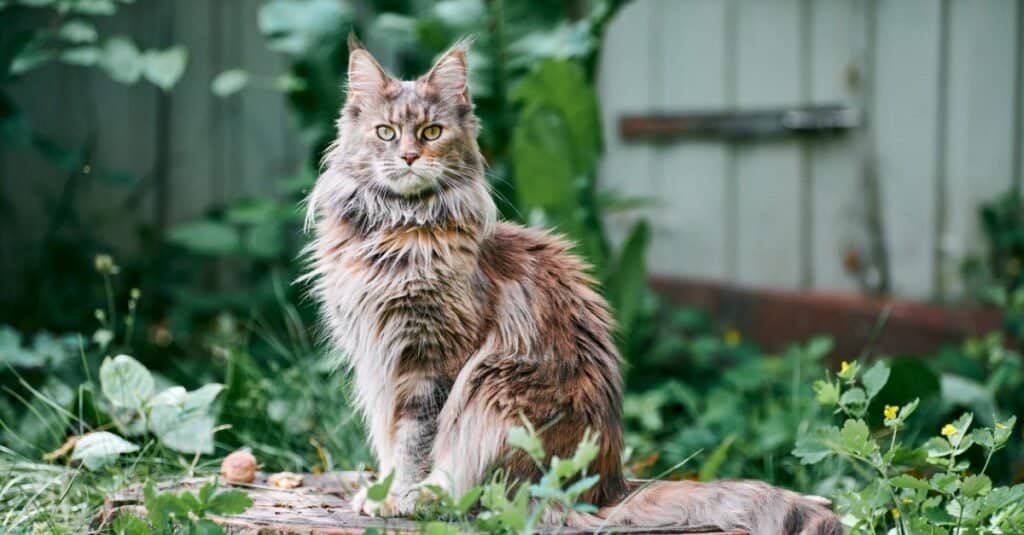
[{"left": 401, "top": 152, "right": 420, "bottom": 166}]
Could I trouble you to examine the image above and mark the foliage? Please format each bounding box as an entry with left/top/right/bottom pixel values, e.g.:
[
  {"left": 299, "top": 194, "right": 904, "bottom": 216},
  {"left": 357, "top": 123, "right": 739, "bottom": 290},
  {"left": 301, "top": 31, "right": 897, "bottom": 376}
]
[
  {"left": 361, "top": 418, "right": 604, "bottom": 535},
  {"left": 0, "top": 0, "right": 186, "bottom": 88},
  {"left": 114, "top": 479, "right": 254, "bottom": 535},
  {"left": 0, "top": 0, "right": 189, "bottom": 337},
  {"left": 797, "top": 360, "right": 1023, "bottom": 533}
]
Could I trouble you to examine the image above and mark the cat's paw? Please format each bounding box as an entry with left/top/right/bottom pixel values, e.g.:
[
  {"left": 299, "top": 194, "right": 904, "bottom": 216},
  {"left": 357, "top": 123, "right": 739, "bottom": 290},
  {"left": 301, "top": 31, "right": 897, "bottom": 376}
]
[
  {"left": 349, "top": 486, "right": 369, "bottom": 515},
  {"left": 353, "top": 487, "right": 419, "bottom": 517}
]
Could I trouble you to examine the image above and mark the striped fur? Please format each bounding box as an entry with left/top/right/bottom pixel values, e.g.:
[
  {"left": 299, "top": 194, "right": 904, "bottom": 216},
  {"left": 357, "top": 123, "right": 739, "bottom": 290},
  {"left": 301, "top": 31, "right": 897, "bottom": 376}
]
[{"left": 303, "top": 36, "right": 843, "bottom": 534}]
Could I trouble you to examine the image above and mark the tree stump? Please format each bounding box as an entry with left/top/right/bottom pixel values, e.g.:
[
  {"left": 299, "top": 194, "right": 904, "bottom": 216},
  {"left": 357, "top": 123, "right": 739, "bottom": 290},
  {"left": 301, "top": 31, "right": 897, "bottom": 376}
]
[{"left": 98, "top": 472, "right": 747, "bottom": 534}]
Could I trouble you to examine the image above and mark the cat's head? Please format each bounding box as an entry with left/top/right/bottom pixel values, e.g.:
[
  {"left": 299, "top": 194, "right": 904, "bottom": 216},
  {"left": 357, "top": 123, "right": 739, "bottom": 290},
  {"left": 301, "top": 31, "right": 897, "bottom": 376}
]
[{"left": 333, "top": 34, "right": 482, "bottom": 199}]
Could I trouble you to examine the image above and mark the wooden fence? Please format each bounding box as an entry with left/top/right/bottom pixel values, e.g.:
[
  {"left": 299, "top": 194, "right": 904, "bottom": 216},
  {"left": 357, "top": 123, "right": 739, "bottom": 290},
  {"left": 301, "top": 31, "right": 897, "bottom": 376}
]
[
  {"left": 599, "top": 0, "right": 1024, "bottom": 299},
  {"left": 2, "top": 0, "right": 1022, "bottom": 301}
]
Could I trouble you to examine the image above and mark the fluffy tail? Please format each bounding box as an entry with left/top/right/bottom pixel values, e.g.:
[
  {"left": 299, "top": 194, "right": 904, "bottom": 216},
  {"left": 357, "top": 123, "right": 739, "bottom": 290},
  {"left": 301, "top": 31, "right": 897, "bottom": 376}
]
[{"left": 566, "top": 479, "right": 843, "bottom": 535}]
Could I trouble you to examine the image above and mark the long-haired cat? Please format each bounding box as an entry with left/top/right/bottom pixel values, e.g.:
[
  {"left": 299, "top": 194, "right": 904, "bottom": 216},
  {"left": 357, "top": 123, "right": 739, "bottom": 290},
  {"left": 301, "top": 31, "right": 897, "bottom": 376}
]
[{"left": 303, "top": 35, "right": 843, "bottom": 535}]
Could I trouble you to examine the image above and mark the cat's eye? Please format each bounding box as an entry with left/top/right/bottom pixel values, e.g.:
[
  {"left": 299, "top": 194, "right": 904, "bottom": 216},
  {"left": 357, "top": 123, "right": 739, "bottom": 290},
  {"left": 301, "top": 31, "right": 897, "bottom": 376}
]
[
  {"left": 376, "top": 125, "right": 396, "bottom": 141},
  {"left": 420, "top": 125, "right": 442, "bottom": 141}
]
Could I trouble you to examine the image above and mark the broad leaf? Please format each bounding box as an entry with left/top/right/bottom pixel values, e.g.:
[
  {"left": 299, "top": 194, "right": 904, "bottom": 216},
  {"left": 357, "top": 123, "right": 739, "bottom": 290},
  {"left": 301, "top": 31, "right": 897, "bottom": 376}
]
[
  {"left": 71, "top": 431, "right": 139, "bottom": 469},
  {"left": 211, "top": 69, "right": 250, "bottom": 97},
  {"left": 100, "top": 354, "right": 154, "bottom": 410},
  {"left": 142, "top": 46, "right": 187, "bottom": 90},
  {"left": 861, "top": 361, "right": 890, "bottom": 400},
  {"left": 206, "top": 489, "right": 253, "bottom": 515}
]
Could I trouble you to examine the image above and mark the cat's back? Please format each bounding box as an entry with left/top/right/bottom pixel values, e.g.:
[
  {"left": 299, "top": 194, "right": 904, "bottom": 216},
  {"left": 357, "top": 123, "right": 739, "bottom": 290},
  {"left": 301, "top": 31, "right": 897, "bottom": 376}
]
[
  {"left": 481, "top": 222, "right": 595, "bottom": 286},
  {"left": 479, "top": 222, "right": 617, "bottom": 358}
]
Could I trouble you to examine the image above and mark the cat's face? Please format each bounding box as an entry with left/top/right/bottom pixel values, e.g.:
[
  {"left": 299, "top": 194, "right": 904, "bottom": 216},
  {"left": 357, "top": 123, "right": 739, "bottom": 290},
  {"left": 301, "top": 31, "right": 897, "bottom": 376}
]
[{"left": 340, "top": 38, "right": 480, "bottom": 198}]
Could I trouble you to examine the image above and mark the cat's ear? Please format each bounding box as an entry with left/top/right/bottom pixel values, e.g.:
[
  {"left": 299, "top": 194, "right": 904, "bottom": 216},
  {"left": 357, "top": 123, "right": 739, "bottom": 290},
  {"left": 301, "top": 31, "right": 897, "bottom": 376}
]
[
  {"left": 346, "top": 33, "right": 390, "bottom": 101},
  {"left": 421, "top": 38, "right": 473, "bottom": 102}
]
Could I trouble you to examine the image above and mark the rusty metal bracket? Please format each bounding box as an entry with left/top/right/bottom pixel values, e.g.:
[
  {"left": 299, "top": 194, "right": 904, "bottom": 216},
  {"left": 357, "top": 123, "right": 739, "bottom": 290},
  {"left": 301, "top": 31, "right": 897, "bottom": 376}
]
[{"left": 619, "top": 104, "right": 861, "bottom": 141}]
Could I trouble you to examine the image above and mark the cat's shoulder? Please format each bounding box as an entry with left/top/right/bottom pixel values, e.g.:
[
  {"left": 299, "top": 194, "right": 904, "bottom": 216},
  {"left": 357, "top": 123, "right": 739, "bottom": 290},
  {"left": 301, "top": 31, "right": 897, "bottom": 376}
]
[{"left": 480, "top": 222, "right": 591, "bottom": 280}]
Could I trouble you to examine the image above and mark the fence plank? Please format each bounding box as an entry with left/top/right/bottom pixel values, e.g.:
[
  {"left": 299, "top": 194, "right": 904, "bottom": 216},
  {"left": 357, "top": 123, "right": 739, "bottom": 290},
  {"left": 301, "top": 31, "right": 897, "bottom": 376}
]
[
  {"left": 943, "top": 0, "right": 1019, "bottom": 295},
  {"left": 597, "top": 1, "right": 656, "bottom": 254},
  {"left": 86, "top": 1, "right": 162, "bottom": 251},
  {"left": 873, "top": 0, "right": 942, "bottom": 297},
  {"left": 806, "top": 0, "right": 864, "bottom": 294},
  {"left": 239, "top": 1, "right": 301, "bottom": 198},
  {"left": 645, "top": 0, "right": 731, "bottom": 279},
  {"left": 733, "top": 0, "right": 803, "bottom": 288},
  {"left": 168, "top": 0, "right": 216, "bottom": 222}
]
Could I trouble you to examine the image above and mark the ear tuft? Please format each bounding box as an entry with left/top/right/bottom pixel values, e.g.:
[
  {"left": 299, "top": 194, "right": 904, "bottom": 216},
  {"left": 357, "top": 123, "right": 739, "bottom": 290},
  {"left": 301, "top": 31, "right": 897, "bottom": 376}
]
[
  {"left": 347, "top": 32, "right": 365, "bottom": 53},
  {"left": 346, "top": 40, "right": 389, "bottom": 101},
  {"left": 422, "top": 37, "right": 474, "bottom": 102}
]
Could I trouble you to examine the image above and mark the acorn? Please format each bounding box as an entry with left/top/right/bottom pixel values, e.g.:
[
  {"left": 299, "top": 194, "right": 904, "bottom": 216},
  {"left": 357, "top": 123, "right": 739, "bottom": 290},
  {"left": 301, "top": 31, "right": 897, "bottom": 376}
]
[{"left": 221, "top": 450, "right": 257, "bottom": 484}]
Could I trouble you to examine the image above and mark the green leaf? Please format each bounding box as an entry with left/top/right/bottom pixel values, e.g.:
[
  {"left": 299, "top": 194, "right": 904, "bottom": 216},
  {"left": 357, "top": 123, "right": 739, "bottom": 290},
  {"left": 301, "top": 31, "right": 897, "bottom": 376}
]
[
  {"left": 206, "top": 489, "right": 253, "bottom": 515},
  {"left": 423, "top": 522, "right": 459, "bottom": 535},
  {"left": 506, "top": 425, "right": 545, "bottom": 464},
  {"left": 961, "top": 474, "right": 992, "bottom": 498},
  {"left": 993, "top": 415, "right": 1016, "bottom": 446},
  {"left": 211, "top": 68, "right": 250, "bottom": 97},
  {"left": 930, "top": 472, "right": 960, "bottom": 494},
  {"left": 861, "top": 361, "right": 890, "bottom": 400},
  {"left": 925, "top": 437, "right": 953, "bottom": 458},
  {"left": 58, "top": 20, "right": 98, "bottom": 43},
  {"left": 698, "top": 434, "right": 735, "bottom": 481},
  {"left": 839, "top": 387, "right": 866, "bottom": 409},
  {"left": 142, "top": 46, "right": 187, "bottom": 90},
  {"left": 147, "top": 383, "right": 221, "bottom": 454},
  {"left": 564, "top": 474, "right": 600, "bottom": 497},
  {"left": 455, "top": 487, "right": 483, "bottom": 514},
  {"left": 60, "top": 46, "right": 100, "bottom": 66},
  {"left": 111, "top": 515, "right": 149, "bottom": 535},
  {"left": 890, "top": 474, "right": 930, "bottom": 490},
  {"left": 66, "top": 0, "right": 116, "bottom": 15},
  {"left": 257, "top": 0, "right": 350, "bottom": 56},
  {"left": 839, "top": 419, "right": 877, "bottom": 456},
  {"left": 510, "top": 60, "right": 602, "bottom": 257},
  {"left": 603, "top": 220, "right": 650, "bottom": 337},
  {"left": 813, "top": 380, "right": 840, "bottom": 406},
  {"left": 100, "top": 354, "right": 154, "bottom": 410},
  {"left": 194, "top": 519, "right": 224, "bottom": 535},
  {"left": 99, "top": 37, "right": 142, "bottom": 84},
  {"left": 367, "top": 471, "right": 394, "bottom": 502},
  {"left": 167, "top": 220, "right": 241, "bottom": 255},
  {"left": 792, "top": 428, "right": 835, "bottom": 464},
  {"left": 947, "top": 412, "right": 974, "bottom": 449},
  {"left": 199, "top": 480, "right": 217, "bottom": 506},
  {"left": 805, "top": 336, "right": 834, "bottom": 360},
  {"left": 71, "top": 431, "right": 139, "bottom": 469}
]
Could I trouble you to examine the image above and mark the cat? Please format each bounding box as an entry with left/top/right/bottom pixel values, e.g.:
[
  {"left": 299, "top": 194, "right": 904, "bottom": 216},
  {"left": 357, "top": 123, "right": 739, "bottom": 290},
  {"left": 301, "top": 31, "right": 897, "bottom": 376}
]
[{"left": 302, "top": 35, "right": 843, "bottom": 535}]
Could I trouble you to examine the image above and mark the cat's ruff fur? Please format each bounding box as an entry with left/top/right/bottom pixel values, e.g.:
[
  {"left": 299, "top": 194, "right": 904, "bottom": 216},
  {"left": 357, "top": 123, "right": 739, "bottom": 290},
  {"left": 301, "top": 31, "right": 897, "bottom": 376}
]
[{"left": 302, "top": 35, "right": 843, "bottom": 535}]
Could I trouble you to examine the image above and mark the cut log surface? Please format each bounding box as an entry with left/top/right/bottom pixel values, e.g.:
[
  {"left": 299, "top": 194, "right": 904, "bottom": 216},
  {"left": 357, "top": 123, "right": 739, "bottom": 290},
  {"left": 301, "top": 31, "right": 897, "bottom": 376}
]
[{"left": 101, "top": 471, "right": 747, "bottom": 535}]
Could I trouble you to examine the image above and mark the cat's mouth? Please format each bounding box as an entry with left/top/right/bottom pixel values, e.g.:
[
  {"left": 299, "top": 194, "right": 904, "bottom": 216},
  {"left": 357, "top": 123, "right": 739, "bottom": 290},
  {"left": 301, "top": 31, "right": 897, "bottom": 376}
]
[{"left": 385, "top": 171, "right": 438, "bottom": 197}]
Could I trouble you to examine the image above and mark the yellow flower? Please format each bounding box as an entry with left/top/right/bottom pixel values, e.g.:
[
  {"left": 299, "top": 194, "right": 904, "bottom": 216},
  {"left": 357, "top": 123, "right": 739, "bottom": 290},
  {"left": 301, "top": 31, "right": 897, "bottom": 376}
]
[
  {"left": 941, "top": 424, "right": 958, "bottom": 437},
  {"left": 840, "top": 361, "right": 850, "bottom": 374},
  {"left": 724, "top": 329, "right": 741, "bottom": 347},
  {"left": 995, "top": 422, "right": 1007, "bottom": 430},
  {"left": 884, "top": 405, "right": 899, "bottom": 420},
  {"left": 890, "top": 508, "right": 901, "bottom": 519}
]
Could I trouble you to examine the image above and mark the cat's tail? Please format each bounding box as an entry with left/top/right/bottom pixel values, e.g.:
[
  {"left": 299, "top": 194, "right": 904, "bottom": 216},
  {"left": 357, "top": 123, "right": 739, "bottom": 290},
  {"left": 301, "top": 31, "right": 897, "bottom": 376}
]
[{"left": 565, "top": 479, "right": 844, "bottom": 535}]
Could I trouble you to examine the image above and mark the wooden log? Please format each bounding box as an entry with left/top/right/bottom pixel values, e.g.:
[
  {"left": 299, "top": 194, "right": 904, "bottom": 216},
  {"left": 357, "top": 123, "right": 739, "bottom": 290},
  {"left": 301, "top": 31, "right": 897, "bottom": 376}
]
[{"left": 98, "top": 472, "right": 747, "bottom": 535}]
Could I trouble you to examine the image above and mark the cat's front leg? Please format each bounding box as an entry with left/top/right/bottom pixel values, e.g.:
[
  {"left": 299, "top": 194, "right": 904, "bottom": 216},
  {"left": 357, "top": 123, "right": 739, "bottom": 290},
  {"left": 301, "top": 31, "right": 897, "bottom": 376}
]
[{"left": 357, "top": 376, "right": 445, "bottom": 517}]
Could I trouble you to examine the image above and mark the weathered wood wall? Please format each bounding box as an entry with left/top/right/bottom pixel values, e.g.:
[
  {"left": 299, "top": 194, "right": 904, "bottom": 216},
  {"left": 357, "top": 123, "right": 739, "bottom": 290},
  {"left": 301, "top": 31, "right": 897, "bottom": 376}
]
[
  {"left": 0, "top": 1, "right": 303, "bottom": 291},
  {"left": 2, "top": 0, "right": 1022, "bottom": 302},
  {"left": 598, "top": 0, "right": 1024, "bottom": 299}
]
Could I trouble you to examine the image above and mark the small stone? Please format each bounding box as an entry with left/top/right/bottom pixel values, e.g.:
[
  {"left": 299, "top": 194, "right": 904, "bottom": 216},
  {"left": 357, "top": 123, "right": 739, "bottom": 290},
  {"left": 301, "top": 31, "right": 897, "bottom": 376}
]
[
  {"left": 221, "top": 450, "right": 257, "bottom": 484},
  {"left": 268, "top": 471, "right": 303, "bottom": 489}
]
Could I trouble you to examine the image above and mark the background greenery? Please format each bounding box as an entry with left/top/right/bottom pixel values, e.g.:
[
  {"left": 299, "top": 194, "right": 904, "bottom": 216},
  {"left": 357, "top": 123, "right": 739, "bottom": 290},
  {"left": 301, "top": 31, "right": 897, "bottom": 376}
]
[{"left": 1, "top": 0, "right": 1023, "bottom": 533}]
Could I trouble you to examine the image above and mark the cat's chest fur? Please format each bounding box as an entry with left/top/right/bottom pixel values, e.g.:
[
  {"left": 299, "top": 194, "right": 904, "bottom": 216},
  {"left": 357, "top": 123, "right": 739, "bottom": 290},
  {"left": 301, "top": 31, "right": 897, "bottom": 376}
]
[{"left": 315, "top": 222, "right": 485, "bottom": 377}]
